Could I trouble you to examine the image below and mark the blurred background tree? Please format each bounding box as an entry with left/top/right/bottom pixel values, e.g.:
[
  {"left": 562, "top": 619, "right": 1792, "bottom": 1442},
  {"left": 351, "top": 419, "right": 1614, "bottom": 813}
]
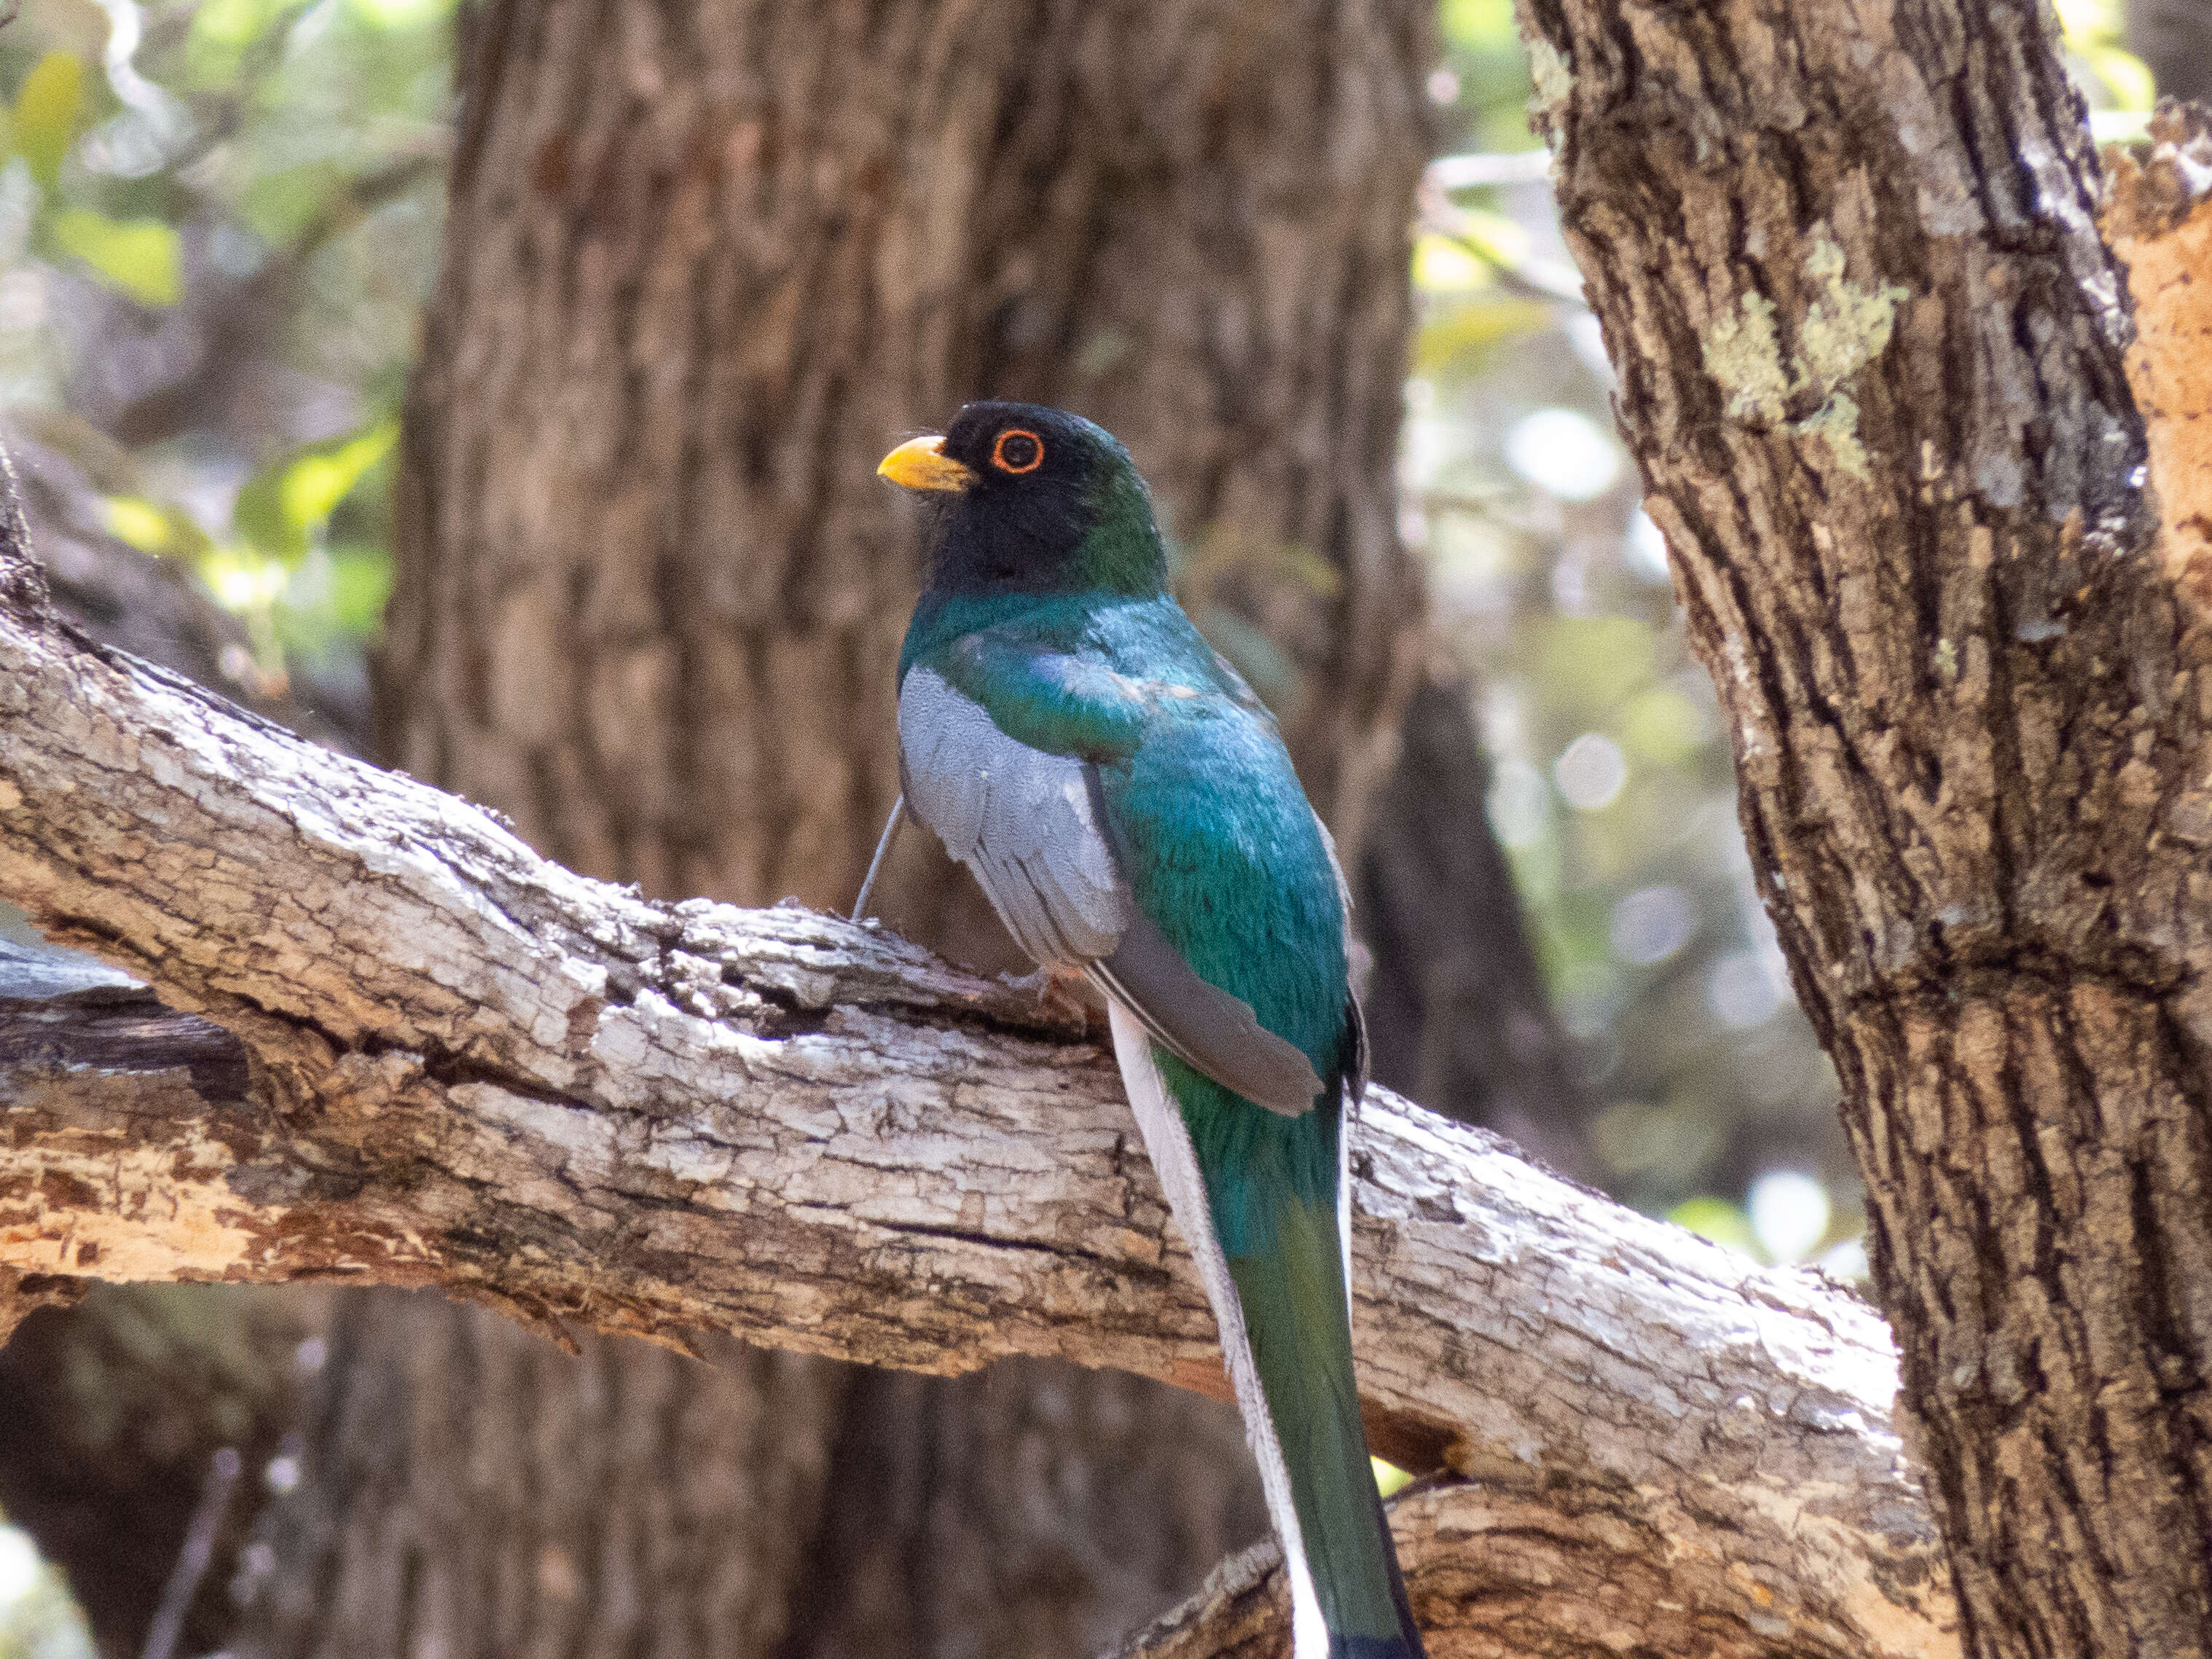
[{"left": 0, "top": 0, "right": 2177, "bottom": 1653}]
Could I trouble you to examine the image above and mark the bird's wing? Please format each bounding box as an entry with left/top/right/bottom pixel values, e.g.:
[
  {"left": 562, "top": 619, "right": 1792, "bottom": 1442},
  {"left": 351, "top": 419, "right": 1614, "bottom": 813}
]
[
  {"left": 899, "top": 664, "right": 1324, "bottom": 1115},
  {"left": 1084, "top": 906, "right": 1325, "bottom": 1116},
  {"left": 1308, "top": 805, "right": 1368, "bottom": 1106},
  {"left": 899, "top": 664, "right": 1128, "bottom": 962}
]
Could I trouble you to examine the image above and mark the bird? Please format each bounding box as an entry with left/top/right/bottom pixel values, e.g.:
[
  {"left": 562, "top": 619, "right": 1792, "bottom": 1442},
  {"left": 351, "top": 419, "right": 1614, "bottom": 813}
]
[{"left": 871, "top": 401, "right": 1427, "bottom": 1659}]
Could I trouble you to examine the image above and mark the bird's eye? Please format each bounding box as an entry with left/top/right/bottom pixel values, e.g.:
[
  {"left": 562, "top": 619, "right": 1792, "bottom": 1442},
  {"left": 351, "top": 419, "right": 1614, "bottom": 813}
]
[{"left": 992, "top": 428, "right": 1044, "bottom": 474}]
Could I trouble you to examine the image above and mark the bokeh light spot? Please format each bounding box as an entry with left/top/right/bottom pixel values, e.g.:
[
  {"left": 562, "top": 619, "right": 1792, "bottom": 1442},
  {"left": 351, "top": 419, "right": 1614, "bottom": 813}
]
[
  {"left": 0, "top": 1529, "right": 39, "bottom": 1604},
  {"left": 1610, "top": 885, "right": 1695, "bottom": 965},
  {"left": 1749, "top": 1169, "right": 1832, "bottom": 1264},
  {"left": 1553, "top": 732, "right": 1626, "bottom": 811},
  {"left": 1708, "top": 950, "right": 1783, "bottom": 1029},
  {"left": 1505, "top": 407, "right": 1623, "bottom": 501},
  {"left": 1486, "top": 759, "right": 1550, "bottom": 847}
]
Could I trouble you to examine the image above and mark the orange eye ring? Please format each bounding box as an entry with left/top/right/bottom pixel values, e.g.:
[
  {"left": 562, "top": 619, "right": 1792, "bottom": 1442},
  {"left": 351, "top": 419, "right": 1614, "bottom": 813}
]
[{"left": 992, "top": 428, "right": 1045, "bottom": 474}]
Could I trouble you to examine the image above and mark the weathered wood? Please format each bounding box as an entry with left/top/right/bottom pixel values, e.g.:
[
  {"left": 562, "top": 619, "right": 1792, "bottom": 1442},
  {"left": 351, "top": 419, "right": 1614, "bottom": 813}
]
[
  {"left": 1521, "top": 0, "right": 2212, "bottom": 1639},
  {"left": 0, "top": 490, "right": 1949, "bottom": 1654}
]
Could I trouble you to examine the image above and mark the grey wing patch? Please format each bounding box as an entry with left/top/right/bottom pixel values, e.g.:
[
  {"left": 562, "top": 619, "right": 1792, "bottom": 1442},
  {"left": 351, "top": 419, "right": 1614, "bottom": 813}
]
[
  {"left": 1088, "top": 913, "right": 1325, "bottom": 1118},
  {"left": 900, "top": 663, "right": 1323, "bottom": 1116},
  {"left": 898, "top": 667, "right": 1130, "bottom": 965}
]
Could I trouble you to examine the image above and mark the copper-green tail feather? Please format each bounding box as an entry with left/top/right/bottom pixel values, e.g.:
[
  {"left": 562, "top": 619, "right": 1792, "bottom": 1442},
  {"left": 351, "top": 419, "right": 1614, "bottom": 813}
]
[
  {"left": 1223, "top": 1166, "right": 1423, "bottom": 1656},
  {"left": 1157, "top": 1051, "right": 1426, "bottom": 1658}
]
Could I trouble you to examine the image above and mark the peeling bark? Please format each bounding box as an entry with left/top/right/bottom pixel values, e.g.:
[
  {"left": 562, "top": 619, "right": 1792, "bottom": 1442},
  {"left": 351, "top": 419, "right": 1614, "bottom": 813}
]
[
  {"left": 0, "top": 490, "right": 1950, "bottom": 1655},
  {"left": 1520, "top": 0, "right": 2212, "bottom": 1639}
]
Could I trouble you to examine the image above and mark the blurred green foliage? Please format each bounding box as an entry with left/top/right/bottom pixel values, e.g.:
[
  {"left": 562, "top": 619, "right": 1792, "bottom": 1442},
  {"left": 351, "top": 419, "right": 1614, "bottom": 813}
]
[
  {"left": 48, "top": 205, "right": 178, "bottom": 303},
  {"left": 0, "top": 0, "right": 450, "bottom": 701}
]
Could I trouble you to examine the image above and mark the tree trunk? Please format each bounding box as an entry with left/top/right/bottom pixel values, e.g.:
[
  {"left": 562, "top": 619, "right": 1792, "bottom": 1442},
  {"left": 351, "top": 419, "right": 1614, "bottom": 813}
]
[
  {"left": 380, "top": 0, "right": 1429, "bottom": 933},
  {"left": 773, "top": 1363, "right": 1268, "bottom": 1659},
  {"left": 1521, "top": 0, "right": 2212, "bottom": 1644},
  {"left": 346, "top": 2, "right": 1435, "bottom": 1655},
  {"left": 232, "top": 1293, "right": 847, "bottom": 1659}
]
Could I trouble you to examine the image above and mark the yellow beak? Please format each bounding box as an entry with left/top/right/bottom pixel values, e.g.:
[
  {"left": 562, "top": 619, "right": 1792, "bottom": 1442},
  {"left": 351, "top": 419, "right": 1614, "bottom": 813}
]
[{"left": 877, "top": 434, "right": 977, "bottom": 493}]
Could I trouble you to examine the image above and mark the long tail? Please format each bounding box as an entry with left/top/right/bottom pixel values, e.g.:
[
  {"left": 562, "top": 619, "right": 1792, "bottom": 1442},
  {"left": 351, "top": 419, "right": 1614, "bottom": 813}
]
[{"left": 1109, "top": 1005, "right": 1424, "bottom": 1659}]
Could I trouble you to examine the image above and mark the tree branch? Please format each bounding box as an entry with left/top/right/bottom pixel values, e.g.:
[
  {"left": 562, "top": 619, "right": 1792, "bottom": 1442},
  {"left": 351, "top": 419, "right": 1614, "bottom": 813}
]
[{"left": 0, "top": 496, "right": 1952, "bottom": 1655}]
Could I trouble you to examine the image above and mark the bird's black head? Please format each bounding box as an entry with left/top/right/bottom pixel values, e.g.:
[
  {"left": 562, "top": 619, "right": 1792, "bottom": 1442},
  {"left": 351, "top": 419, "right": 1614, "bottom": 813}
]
[{"left": 878, "top": 401, "right": 1167, "bottom": 600}]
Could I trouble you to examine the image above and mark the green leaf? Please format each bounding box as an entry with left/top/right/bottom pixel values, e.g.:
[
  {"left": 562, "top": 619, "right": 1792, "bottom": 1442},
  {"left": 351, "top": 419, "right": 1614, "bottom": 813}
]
[
  {"left": 237, "top": 423, "right": 399, "bottom": 562},
  {"left": 2055, "top": 0, "right": 2122, "bottom": 47},
  {"left": 345, "top": 0, "right": 459, "bottom": 31},
  {"left": 326, "top": 548, "right": 393, "bottom": 638},
  {"left": 232, "top": 465, "right": 305, "bottom": 562},
  {"left": 49, "top": 211, "right": 182, "bottom": 307},
  {"left": 1620, "top": 686, "right": 1707, "bottom": 766},
  {"left": 1534, "top": 616, "right": 1656, "bottom": 717},
  {"left": 13, "top": 52, "right": 85, "bottom": 188},
  {"left": 281, "top": 423, "right": 396, "bottom": 528},
  {"left": 1414, "top": 294, "right": 1552, "bottom": 374},
  {"left": 1668, "top": 1196, "right": 1760, "bottom": 1258},
  {"left": 99, "top": 495, "right": 216, "bottom": 560},
  {"left": 1438, "top": 0, "right": 1519, "bottom": 51},
  {"left": 200, "top": 546, "right": 291, "bottom": 612},
  {"left": 101, "top": 496, "right": 171, "bottom": 553},
  {"left": 239, "top": 161, "right": 343, "bottom": 246},
  {"left": 185, "top": 0, "right": 297, "bottom": 79},
  {"left": 2082, "top": 44, "right": 2155, "bottom": 112}
]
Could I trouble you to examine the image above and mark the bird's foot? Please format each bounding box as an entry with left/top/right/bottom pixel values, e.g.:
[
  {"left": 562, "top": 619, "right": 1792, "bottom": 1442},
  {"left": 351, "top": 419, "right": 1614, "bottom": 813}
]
[{"left": 1010, "top": 964, "right": 1102, "bottom": 1032}]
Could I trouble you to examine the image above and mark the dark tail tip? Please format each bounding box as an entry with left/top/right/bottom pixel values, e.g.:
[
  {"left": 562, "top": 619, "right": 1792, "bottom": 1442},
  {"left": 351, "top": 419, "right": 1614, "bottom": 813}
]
[{"left": 1327, "top": 1638, "right": 1424, "bottom": 1659}]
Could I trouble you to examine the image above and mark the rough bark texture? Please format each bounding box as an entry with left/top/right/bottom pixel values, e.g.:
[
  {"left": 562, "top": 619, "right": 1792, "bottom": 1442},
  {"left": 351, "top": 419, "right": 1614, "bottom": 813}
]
[
  {"left": 382, "top": 0, "right": 1429, "bottom": 929},
  {"left": 0, "top": 443, "right": 342, "bottom": 1658},
  {"left": 0, "top": 522, "right": 1953, "bottom": 1657},
  {"left": 1, "top": 934, "right": 307, "bottom": 1659},
  {"left": 230, "top": 1290, "right": 846, "bottom": 1659},
  {"left": 1521, "top": 0, "right": 2212, "bottom": 1644}
]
